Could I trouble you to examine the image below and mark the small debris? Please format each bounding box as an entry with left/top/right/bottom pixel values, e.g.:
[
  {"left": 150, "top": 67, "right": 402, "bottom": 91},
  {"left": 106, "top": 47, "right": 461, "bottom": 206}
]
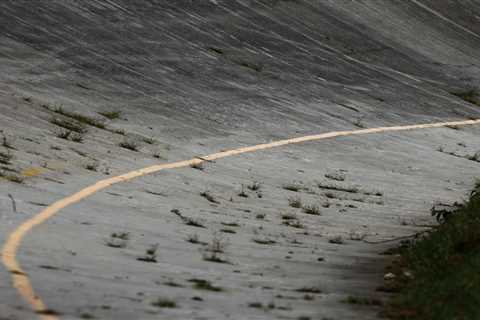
[{"left": 384, "top": 272, "right": 396, "bottom": 281}]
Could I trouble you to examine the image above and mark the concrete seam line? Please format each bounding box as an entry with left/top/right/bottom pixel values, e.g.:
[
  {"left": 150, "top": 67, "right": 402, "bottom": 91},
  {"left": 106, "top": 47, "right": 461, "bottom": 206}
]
[{"left": 2, "top": 118, "right": 480, "bottom": 320}]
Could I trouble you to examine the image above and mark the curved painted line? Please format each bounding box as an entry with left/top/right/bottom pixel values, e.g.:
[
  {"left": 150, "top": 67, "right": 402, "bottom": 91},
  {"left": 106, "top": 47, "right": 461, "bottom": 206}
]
[{"left": 2, "top": 118, "right": 480, "bottom": 319}]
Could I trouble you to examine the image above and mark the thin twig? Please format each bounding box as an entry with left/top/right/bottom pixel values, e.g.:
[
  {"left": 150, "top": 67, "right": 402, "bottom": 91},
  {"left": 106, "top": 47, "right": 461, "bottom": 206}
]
[{"left": 8, "top": 193, "right": 17, "bottom": 213}]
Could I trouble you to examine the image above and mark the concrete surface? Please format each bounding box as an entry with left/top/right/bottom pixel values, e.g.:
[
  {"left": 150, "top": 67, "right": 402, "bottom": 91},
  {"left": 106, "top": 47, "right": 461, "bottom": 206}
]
[{"left": 0, "top": 0, "right": 480, "bottom": 319}]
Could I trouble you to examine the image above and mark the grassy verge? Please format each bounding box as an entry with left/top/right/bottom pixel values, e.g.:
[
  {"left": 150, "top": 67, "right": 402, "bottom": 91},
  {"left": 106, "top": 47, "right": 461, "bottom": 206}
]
[{"left": 383, "top": 182, "right": 480, "bottom": 319}]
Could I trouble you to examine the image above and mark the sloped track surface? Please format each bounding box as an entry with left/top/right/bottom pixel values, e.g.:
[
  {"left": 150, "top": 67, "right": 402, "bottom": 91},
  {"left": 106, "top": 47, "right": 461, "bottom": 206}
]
[{"left": 1, "top": 1, "right": 480, "bottom": 319}]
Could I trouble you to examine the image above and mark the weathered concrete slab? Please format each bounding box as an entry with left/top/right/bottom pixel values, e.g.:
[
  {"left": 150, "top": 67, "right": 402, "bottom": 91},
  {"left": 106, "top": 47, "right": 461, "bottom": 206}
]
[{"left": 1, "top": 1, "right": 480, "bottom": 319}]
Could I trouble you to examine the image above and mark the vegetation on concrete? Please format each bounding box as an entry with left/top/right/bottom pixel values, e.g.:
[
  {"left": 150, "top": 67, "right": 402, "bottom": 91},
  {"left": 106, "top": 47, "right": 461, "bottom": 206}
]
[
  {"left": 171, "top": 209, "right": 206, "bottom": 228},
  {"left": 137, "top": 244, "right": 158, "bottom": 263},
  {"left": 203, "top": 234, "right": 229, "bottom": 264},
  {"left": 325, "top": 171, "right": 346, "bottom": 181},
  {"left": 343, "top": 295, "right": 382, "bottom": 306},
  {"left": 328, "top": 235, "right": 344, "bottom": 244},
  {"left": 142, "top": 137, "right": 155, "bottom": 145},
  {"left": 50, "top": 117, "right": 87, "bottom": 134},
  {"left": 295, "top": 287, "right": 322, "bottom": 294},
  {"left": 151, "top": 298, "right": 177, "bottom": 308},
  {"left": 238, "top": 185, "right": 249, "bottom": 198},
  {"left": 302, "top": 204, "right": 321, "bottom": 215},
  {"left": 186, "top": 234, "right": 207, "bottom": 245},
  {"left": 98, "top": 110, "right": 122, "bottom": 120},
  {"left": 220, "top": 228, "right": 236, "bottom": 234},
  {"left": 119, "top": 138, "right": 139, "bottom": 151},
  {"left": 384, "top": 182, "right": 480, "bottom": 320},
  {"left": 288, "top": 196, "right": 302, "bottom": 208},
  {"left": 283, "top": 182, "right": 302, "bottom": 192},
  {"left": 51, "top": 106, "right": 106, "bottom": 129},
  {"left": 283, "top": 219, "right": 305, "bottom": 229},
  {"left": 106, "top": 232, "right": 129, "bottom": 248},
  {"left": 255, "top": 213, "right": 266, "bottom": 220},
  {"left": 1, "top": 133, "right": 15, "bottom": 150},
  {"left": 317, "top": 182, "right": 359, "bottom": 193},
  {"left": 451, "top": 89, "right": 480, "bottom": 107},
  {"left": 188, "top": 278, "right": 223, "bottom": 292},
  {"left": 252, "top": 238, "right": 276, "bottom": 245},
  {"left": 0, "top": 150, "right": 12, "bottom": 165},
  {"left": 84, "top": 161, "right": 99, "bottom": 172},
  {"left": 0, "top": 171, "right": 24, "bottom": 183},
  {"left": 247, "top": 181, "right": 261, "bottom": 191},
  {"left": 200, "top": 190, "right": 219, "bottom": 204},
  {"left": 207, "top": 47, "right": 224, "bottom": 55},
  {"left": 237, "top": 60, "right": 263, "bottom": 72}
]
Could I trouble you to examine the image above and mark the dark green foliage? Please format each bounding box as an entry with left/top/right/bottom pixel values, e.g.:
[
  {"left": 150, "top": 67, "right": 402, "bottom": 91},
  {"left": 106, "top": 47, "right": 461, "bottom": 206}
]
[{"left": 386, "top": 182, "right": 480, "bottom": 319}]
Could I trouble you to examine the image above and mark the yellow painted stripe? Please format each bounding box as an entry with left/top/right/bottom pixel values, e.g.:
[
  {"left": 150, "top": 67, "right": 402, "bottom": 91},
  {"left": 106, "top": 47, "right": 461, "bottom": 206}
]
[{"left": 2, "top": 118, "right": 480, "bottom": 319}]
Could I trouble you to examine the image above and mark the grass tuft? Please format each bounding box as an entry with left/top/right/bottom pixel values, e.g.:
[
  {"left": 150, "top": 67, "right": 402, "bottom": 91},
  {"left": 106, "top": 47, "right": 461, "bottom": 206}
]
[
  {"left": 325, "top": 171, "right": 346, "bottom": 181},
  {"left": 343, "top": 296, "right": 382, "bottom": 306},
  {"left": 186, "top": 234, "right": 207, "bottom": 245},
  {"left": 151, "top": 298, "right": 177, "bottom": 308},
  {"left": 252, "top": 238, "right": 276, "bottom": 245},
  {"left": 283, "top": 219, "right": 305, "bottom": 229},
  {"left": 113, "top": 129, "right": 126, "bottom": 135},
  {"left": 317, "top": 182, "right": 359, "bottom": 193},
  {"left": 203, "top": 252, "right": 229, "bottom": 264},
  {"left": 238, "top": 185, "right": 249, "bottom": 198},
  {"left": 247, "top": 181, "right": 262, "bottom": 191},
  {"left": 119, "top": 139, "right": 139, "bottom": 151},
  {"left": 238, "top": 61, "right": 263, "bottom": 72},
  {"left": 142, "top": 137, "right": 155, "bottom": 145},
  {"left": 106, "top": 232, "right": 129, "bottom": 248},
  {"left": 302, "top": 204, "right": 321, "bottom": 215},
  {"left": 1, "top": 134, "right": 15, "bottom": 150},
  {"left": 203, "top": 235, "right": 229, "bottom": 263},
  {"left": 281, "top": 212, "right": 297, "bottom": 220},
  {"left": 163, "top": 280, "right": 183, "bottom": 287},
  {"left": 288, "top": 196, "right": 302, "bottom": 208},
  {"left": 137, "top": 244, "right": 158, "bottom": 263},
  {"left": 0, "top": 171, "right": 24, "bottom": 183},
  {"left": 283, "top": 182, "right": 302, "bottom": 192},
  {"left": 188, "top": 278, "right": 223, "bottom": 292},
  {"left": 50, "top": 118, "right": 87, "bottom": 134},
  {"left": 248, "top": 302, "right": 263, "bottom": 308},
  {"left": 200, "top": 190, "right": 219, "bottom": 204},
  {"left": 295, "top": 287, "right": 322, "bottom": 294},
  {"left": 84, "top": 162, "right": 99, "bottom": 172},
  {"left": 208, "top": 47, "right": 224, "bottom": 55},
  {"left": 329, "top": 235, "right": 344, "bottom": 244},
  {"left": 98, "top": 110, "right": 121, "bottom": 120},
  {"left": 54, "top": 129, "right": 84, "bottom": 143},
  {"left": 221, "top": 222, "right": 240, "bottom": 227},
  {"left": 256, "top": 213, "right": 266, "bottom": 220},
  {"left": 0, "top": 150, "right": 13, "bottom": 165},
  {"left": 51, "top": 106, "right": 106, "bottom": 129},
  {"left": 184, "top": 218, "right": 206, "bottom": 228},
  {"left": 451, "top": 89, "right": 480, "bottom": 106}
]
